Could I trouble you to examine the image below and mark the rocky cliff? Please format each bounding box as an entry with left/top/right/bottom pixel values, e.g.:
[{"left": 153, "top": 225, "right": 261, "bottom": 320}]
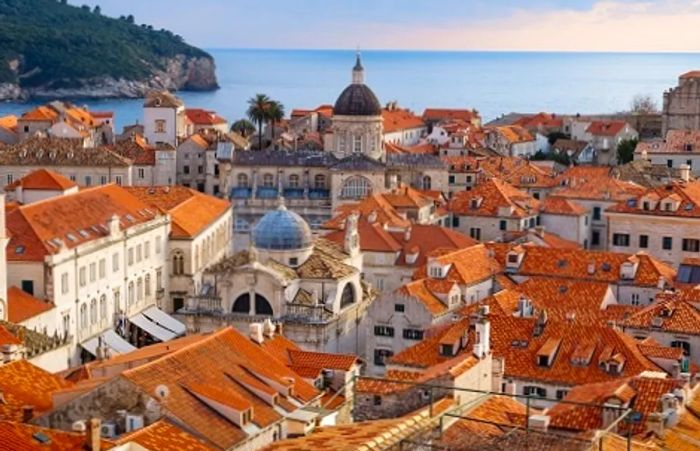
[{"left": 0, "top": 0, "right": 219, "bottom": 101}]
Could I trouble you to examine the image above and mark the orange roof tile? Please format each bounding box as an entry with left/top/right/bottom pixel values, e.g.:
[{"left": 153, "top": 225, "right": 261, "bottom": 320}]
[
  {"left": 124, "top": 186, "right": 231, "bottom": 239},
  {"left": 448, "top": 178, "right": 540, "bottom": 218},
  {"left": 6, "top": 184, "right": 162, "bottom": 262},
  {"left": 513, "top": 112, "right": 563, "bottom": 130},
  {"left": 0, "top": 115, "right": 18, "bottom": 131},
  {"left": 185, "top": 108, "right": 227, "bottom": 126},
  {"left": 0, "top": 360, "right": 73, "bottom": 422},
  {"left": 541, "top": 196, "right": 588, "bottom": 216},
  {"left": 4, "top": 169, "right": 77, "bottom": 192},
  {"left": 0, "top": 325, "right": 22, "bottom": 346},
  {"left": 422, "top": 108, "right": 480, "bottom": 123},
  {"left": 382, "top": 107, "right": 426, "bottom": 133},
  {"left": 607, "top": 181, "right": 700, "bottom": 218},
  {"left": 412, "top": 244, "right": 501, "bottom": 286},
  {"left": 0, "top": 421, "right": 115, "bottom": 451},
  {"left": 7, "top": 286, "right": 54, "bottom": 323},
  {"left": 586, "top": 120, "right": 628, "bottom": 136},
  {"left": 552, "top": 166, "right": 645, "bottom": 201},
  {"left": 491, "top": 125, "right": 535, "bottom": 144},
  {"left": 620, "top": 296, "right": 700, "bottom": 335},
  {"left": 20, "top": 106, "right": 59, "bottom": 122},
  {"left": 118, "top": 419, "right": 215, "bottom": 450}
]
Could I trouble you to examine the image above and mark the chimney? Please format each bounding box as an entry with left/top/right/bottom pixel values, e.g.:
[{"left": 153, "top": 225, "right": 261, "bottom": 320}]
[
  {"left": 86, "top": 418, "right": 101, "bottom": 451},
  {"left": 679, "top": 163, "right": 691, "bottom": 182},
  {"left": 528, "top": 414, "right": 550, "bottom": 433},
  {"left": 473, "top": 306, "right": 490, "bottom": 358},
  {"left": 107, "top": 214, "right": 121, "bottom": 236},
  {"left": 22, "top": 405, "right": 34, "bottom": 423},
  {"left": 404, "top": 227, "right": 412, "bottom": 241},
  {"left": 249, "top": 323, "right": 264, "bottom": 344}
]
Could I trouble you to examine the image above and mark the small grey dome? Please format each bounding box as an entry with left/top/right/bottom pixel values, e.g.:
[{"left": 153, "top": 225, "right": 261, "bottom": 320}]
[
  {"left": 334, "top": 84, "right": 382, "bottom": 116},
  {"left": 252, "top": 203, "right": 312, "bottom": 250}
]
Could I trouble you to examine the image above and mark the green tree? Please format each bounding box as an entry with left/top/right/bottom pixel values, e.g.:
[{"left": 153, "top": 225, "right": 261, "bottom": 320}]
[
  {"left": 267, "top": 100, "right": 285, "bottom": 143},
  {"left": 92, "top": 5, "right": 101, "bottom": 14},
  {"left": 231, "top": 119, "right": 256, "bottom": 137},
  {"left": 617, "top": 138, "right": 638, "bottom": 164},
  {"left": 247, "top": 93, "right": 271, "bottom": 150},
  {"left": 126, "top": 14, "right": 135, "bottom": 23}
]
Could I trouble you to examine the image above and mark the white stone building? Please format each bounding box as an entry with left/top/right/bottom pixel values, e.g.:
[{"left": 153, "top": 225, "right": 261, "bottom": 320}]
[{"left": 143, "top": 91, "right": 187, "bottom": 147}]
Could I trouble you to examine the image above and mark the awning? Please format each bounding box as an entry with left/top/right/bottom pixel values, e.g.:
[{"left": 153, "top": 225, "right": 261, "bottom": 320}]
[
  {"left": 141, "top": 306, "right": 186, "bottom": 336},
  {"left": 81, "top": 330, "right": 136, "bottom": 356},
  {"left": 129, "top": 313, "right": 178, "bottom": 342}
]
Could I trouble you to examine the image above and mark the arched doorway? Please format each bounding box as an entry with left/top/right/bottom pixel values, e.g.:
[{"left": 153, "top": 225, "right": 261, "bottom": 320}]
[{"left": 340, "top": 284, "right": 356, "bottom": 308}]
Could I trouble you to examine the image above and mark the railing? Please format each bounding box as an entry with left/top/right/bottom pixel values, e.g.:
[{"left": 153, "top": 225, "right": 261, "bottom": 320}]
[{"left": 180, "top": 297, "right": 335, "bottom": 324}]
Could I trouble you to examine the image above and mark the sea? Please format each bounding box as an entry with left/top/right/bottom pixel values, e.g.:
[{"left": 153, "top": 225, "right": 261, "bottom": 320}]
[{"left": 1, "top": 49, "right": 700, "bottom": 130}]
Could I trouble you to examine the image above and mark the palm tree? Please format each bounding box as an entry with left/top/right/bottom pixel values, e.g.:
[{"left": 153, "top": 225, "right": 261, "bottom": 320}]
[
  {"left": 247, "top": 94, "right": 271, "bottom": 150},
  {"left": 231, "top": 119, "right": 256, "bottom": 137},
  {"left": 267, "top": 101, "right": 285, "bottom": 144}
]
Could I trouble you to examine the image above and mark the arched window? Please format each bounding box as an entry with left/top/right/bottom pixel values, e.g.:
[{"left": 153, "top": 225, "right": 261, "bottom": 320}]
[
  {"left": 89, "top": 299, "right": 97, "bottom": 325},
  {"left": 99, "top": 295, "right": 107, "bottom": 320},
  {"left": 262, "top": 173, "right": 274, "bottom": 187},
  {"left": 314, "top": 174, "right": 326, "bottom": 189},
  {"left": 237, "top": 173, "right": 249, "bottom": 188},
  {"left": 255, "top": 294, "right": 273, "bottom": 315},
  {"left": 172, "top": 252, "right": 184, "bottom": 275},
  {"left": 232, "top": 293, "right": 251, "bottom": 313},
  {"left": 289, "top": 174, "right": 300, "bottom": 187},
  {"left": 80, "top": 303, "right": 87, "bottom": 329},
  {"left": 128, "top": 282, "right": 134, "bottom": 306},
  {"left": 422, "top": 175, "right": 432, "bottom": 190},
  {"left": 340, "top": 284, "right": 356, "bottom": 308},
  {"left": 341, "top": 176, "right": 372, "bottom": 199}
]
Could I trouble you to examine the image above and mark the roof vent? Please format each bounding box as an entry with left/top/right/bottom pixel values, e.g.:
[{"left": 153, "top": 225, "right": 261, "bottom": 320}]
[
  {"left": 32, "top": 432, "right": 51, "bottom": 445},
  {"left": 154, "top": 384, "right": 170, "bottom": 399}
]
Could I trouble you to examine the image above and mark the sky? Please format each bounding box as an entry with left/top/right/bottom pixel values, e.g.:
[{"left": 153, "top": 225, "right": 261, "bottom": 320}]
[{"left": 74, "top": 1, "right": 700, "bottom": 52}]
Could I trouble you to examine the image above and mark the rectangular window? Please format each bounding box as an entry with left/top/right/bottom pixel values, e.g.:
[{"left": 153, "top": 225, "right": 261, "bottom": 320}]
[
  {"left": 403, "top": 329, "right": 424, "bottom": 340},
  {"left": 663, "top": 236, "right": 673, "bottom": 250},
  {"left": 79, "top": 267, "right": 86, "bottom": 287},
  {"left": 21, "top": 280, "right": 34, "bottom": 295},
  {"left": 452, "top": 216, "right": 460, "bottom": 228},
  {"left": 128, "top": 248, "right": 134, "bottom": 266},
  {"left": 499, "top": 220, "right": 507, "bottom": 231},
  {"left": 612, "top": 233, "right": 630, "bottom": 247},
  {"left": 144, "top": 241, "right": 150, "bottom": 258},
  {"left": 84, "top": 175, "right": 92, "bottom": 186},
  {"left": 394, "top": 303, "right": 405, "bottom": 313},
  {"left": 373, "top": 349, "right": 393, "bottom": 366},
  {"left": 524, "top": 386, "right": 547, "bottom": 398},
  {"left": 448, "top": 175, "right": 455, "bottom": 184},
  {"left": 556, "top": 389, "right": 569, "bottom": 400},
  {"left": 469, "top": 228, "right": 481, "bottom": 240},
  {"left": 61, "top": 273, "right": 69, "bottom": 294},
  {"left": 155, "top": 236, "right": 162, "bottom": 254},
  {"left": 155, "top": 119, "right": 166, "bottom": 133},
  {"left": 89, "top": 262, "right": 96, "bottom": 282},
  {"left": 115, "top": 175, "right": 123, "bottom": 186},
  {"left": 136, "top": 244, "right": 142, "bottom": 262},
  {"left": 592, "top": 230, "right": 600, "bottom": 246},
  {"left": 100, "top": 175, "right": 107, "bottom": 185},
  {"left": 374, "top": 325, "right": 394, "bottom": 337},
  {"left": 198, "top": 165, "right": 204, "bottom": 174},
  {"left": 639, "top": 235, "right": 649, "bottom": 249},
  {"left": 667, "top": 159, "right": 673, "bottom": 168},
  {"left": 184, "top": 165, "right": 190, "bottom": 175},
  {"left": 112, "top": 253, "right": 120, "bottom": 272},
  {"left": 99, "top": 259, "right": 106, "bottom": 278},
  {"left": 138, "top": 168, "right": 145, "bottom": 179},
  {"left": 682, "top": 238, "right": 700, "bottom": 252},
  {"left": 592, "top": 207, "right": 601, "bottom": 221}
]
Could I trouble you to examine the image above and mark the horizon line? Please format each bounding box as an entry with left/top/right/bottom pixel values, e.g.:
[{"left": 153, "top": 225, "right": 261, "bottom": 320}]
[{"left": 204, "top": 47, "right": 700, "bottom": 55}]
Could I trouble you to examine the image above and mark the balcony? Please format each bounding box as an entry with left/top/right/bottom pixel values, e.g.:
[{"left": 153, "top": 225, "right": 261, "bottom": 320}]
[{"left": 180, "top": 296, "right": 335, "bottom": 324}]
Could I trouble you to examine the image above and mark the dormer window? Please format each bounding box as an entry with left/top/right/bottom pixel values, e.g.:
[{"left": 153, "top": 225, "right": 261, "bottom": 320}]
[
  {"left": 470, "top": 198, "right": 481, "bottom": 209},
  {"left": 440, "top": 343, "right": 455, "bottom": 356},
  {"left": 642, "top": 201, "right": 650, "bottom": 210},
  {"left": 685, "top": 143, "right": 693, "bottom": 152}
]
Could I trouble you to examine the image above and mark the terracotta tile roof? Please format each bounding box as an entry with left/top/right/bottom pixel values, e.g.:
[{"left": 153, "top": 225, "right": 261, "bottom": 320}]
[
  {"left": 6, "top": 184, "right": 162, "bottom": 261},
  {"left": 0, "top": 137, "right": 132, "bottom": 167},
  {"left": 541, "top": 196, "right": 588, "bottom": 216},
  {"left": 412, "top": 244, "right": 501, "bottom": 286},
  {"left": 90, "top": 111, "right": 113, "bottom": 119},
  {"left": 118, "top": 418, "right": 215, "bottom": 450},
  {"left": 552, "top": 166, "right": 645, "bottom": 201},
  {"left": 287, "top": 349, "right": 359, "bottom": 371},
  {"left": 513, "top": 112, "right": 563, "bottom": 130},
  {"left": 295, "top": 245, "right": 357, "bottom": 280},
  {"left": 108, "top": 136, "right": 159, "bottom": 166},
  {"left": 549, "top": 377, "right": 684, "bottom": 434},
  {"left": 122, "top": 327, "right": 320, "bottom": 449},
  {"left": 491, "top": 244, "right": 676, "bottom": 287},
  {"left": 422, "top": 108, "right": 480, "bottom": 123},
  {"left": 680, "top": 70, "right": 700, "bottom": 79},
  {"left": 490, "top": 125, "right": 535, "bottom": 144},
  {"left": 7, "top": 286, "right": 54, "bottom": 323},
  {"left": 657, "top": 386, "right": 700, "bottom": 449},
  {"left": 448, "top": 178, "right": 540, "bottom": 218},
  {"left": 396, "top": 278, "right": 455, "bottom": 316},
  {"left": 265, "top": 398, "right": 454, "bottom": 451},
  {"left": 0, "top": 421, "right": 115, "bottom": 451},
  {"left": 20, "top": 106, "right": 59, "bottom": 122},
  {"left": 185, "top": 108, "right": 227, "bottom": 126},
  {"left": 0, "top": 324, "right": 22, "bottom": 346},
  {"left": 0, "top": 115, "right": 18, "bottom": 131},
  {"left": 515, "top": 278, "right": 614, "bottom": 325},
  {"left": 144, "top": 91, "right": 184, "bottom": 108},
  {"left": 382, "top": 107, "right": 426, "bottom": 133},
  {"left": 0, "top": 360, "right": 73, "bottom": 422},
  {"left": 607, "top": 181, "right": 700, "bottom": 218},
  {"left": 384, "top": 141, "right": 436, "bottom": 155},
  {"left": 4, "top": 169, "right": 77, "bottom": 192},
  {"left": 124, "top": 186, "right": 231, "bottom": 239},
  {"left": 620, "top": 296, "right": 700, "bottom": 335},
  {"left": 586, "top": 120, "right": 629, "bottom": 136},
  {"left": 636, "top": 130, "right": 700, "bottom": 155}
]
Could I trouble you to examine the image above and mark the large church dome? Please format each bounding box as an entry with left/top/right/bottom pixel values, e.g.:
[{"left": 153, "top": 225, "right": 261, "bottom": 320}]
[
  {"left": 252, "top": 202, "right": 312, "bottom": 250},
  {"left": 333, "top": 54, "right": 381, "bottom": 116}
]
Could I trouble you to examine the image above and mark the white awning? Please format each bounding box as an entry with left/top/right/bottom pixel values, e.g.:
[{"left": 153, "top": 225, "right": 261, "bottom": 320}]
[
  {"left": 142, "top": 306, "right": 186, "bottom": 336},
  {"left": 81, "top": 330, "right": 136, "bottom": 356},
  {"left": 129, "top": 313, "right": 178, "bottom": 342}
]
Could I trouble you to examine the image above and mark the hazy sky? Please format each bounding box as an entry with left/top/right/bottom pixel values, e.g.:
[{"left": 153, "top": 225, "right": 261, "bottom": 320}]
[{"left": 75, "top": 1, "right": 700, "bottom": 52}]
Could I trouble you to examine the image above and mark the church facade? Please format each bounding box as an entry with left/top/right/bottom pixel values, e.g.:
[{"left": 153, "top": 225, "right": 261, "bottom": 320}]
[{"left": 662, "top": 71, "right": 700, "bottom": 134}]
